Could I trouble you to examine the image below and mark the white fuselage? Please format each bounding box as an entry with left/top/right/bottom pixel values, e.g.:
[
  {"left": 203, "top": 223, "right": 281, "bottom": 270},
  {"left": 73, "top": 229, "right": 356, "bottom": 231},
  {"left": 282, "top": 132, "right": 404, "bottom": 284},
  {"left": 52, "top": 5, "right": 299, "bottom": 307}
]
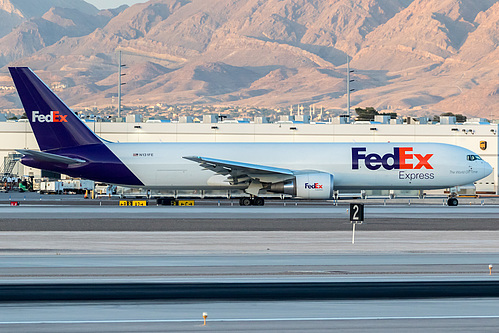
[{"left": 106, "top": 142, "right": 492, "bottom": 191}]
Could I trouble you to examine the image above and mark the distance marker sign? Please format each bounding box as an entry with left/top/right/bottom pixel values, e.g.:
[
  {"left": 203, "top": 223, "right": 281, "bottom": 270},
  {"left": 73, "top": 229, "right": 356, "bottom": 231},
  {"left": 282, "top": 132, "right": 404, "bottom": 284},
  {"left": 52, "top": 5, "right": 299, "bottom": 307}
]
[{"left": 350, "top": 203, "right": 364, "bottom": 223}]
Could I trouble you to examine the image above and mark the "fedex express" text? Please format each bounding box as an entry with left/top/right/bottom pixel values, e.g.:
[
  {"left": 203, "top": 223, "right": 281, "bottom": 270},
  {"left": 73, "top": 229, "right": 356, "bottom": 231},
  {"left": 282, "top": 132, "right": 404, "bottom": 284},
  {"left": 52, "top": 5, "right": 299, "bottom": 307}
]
[{"left": 352, "top": 147, "right": 433, "bottom": 171}]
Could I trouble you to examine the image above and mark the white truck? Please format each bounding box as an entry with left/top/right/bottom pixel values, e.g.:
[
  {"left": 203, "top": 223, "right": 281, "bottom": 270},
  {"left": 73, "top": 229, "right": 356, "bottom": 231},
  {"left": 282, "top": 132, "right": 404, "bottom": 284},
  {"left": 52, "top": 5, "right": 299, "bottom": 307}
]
[
  {"left": 39, "top": 179, "right": 94, "bottom": 194},
  {"left": 39, "top": 181, "right": 63, "bottom": 194}
]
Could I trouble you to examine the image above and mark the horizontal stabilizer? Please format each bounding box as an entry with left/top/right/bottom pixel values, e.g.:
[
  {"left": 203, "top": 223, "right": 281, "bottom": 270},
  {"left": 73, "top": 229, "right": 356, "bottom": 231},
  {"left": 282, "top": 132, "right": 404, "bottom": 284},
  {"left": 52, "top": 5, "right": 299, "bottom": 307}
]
[{"left": 16, "top": 149, "right": 86, "bottom": 165}]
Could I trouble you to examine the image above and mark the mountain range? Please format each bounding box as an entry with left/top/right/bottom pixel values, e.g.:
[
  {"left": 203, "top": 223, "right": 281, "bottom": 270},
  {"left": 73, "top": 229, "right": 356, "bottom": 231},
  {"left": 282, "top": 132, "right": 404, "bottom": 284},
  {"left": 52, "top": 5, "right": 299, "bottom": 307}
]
[{"left": 0, "top": 0, "right": 498, "bottom": 118}]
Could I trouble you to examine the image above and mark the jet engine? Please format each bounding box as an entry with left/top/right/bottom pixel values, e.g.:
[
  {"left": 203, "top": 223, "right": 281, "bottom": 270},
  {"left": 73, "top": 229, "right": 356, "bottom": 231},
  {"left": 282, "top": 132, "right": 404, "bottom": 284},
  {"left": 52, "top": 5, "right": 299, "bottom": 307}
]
[{"left": 269, "top": 172, "right": 334, "bottom": 199}]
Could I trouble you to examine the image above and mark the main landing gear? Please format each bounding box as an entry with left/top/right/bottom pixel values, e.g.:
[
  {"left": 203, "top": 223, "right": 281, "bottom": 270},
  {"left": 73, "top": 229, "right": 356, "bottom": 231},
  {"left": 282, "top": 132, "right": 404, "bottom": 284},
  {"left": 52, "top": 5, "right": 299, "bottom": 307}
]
[
  {"left": 239, "top": 197, "right": 265, "bottom": 206},
  {"left": 447, "top": 197, "right": 459, "bottom": 206}
]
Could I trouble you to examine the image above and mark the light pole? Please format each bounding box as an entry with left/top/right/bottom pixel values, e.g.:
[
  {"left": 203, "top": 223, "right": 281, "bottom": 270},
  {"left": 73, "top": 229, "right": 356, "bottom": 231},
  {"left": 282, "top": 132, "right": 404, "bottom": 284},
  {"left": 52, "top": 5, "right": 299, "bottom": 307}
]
[
  {"left": 118, "top": 50, "right": 126, "bottom": 119},
  {"left": 346, "top": 56, "right": 355, "bottom": 122}
]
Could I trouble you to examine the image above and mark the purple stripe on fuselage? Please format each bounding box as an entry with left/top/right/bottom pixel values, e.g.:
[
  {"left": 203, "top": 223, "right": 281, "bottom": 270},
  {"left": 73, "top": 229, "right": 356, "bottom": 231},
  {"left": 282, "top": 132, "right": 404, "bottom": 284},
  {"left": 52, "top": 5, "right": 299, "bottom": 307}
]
[{"left": 23, "top": 144, "right": 143, "bottom": 186}]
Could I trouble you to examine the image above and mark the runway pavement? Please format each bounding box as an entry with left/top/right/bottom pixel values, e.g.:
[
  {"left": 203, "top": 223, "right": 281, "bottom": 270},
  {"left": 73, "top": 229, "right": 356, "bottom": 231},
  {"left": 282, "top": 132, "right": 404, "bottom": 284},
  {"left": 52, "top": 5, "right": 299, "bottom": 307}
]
[
  {"left": 1, "top": 193, "right": 499, "bottom": 331},
  {"left": 2, "top": 299, "right": 499, "bottom": 332},
  {"left": 0, "top": 204, "right": 499, "bottom": 231},
  {"left": 0, "top": 253, "right": 498, "bottom": 283},
  {"left": 0, "top": 253, "right": 498, "bottom": 331},
  {"left": 2, "top": 230, "right": 499, "bottom": 254}
]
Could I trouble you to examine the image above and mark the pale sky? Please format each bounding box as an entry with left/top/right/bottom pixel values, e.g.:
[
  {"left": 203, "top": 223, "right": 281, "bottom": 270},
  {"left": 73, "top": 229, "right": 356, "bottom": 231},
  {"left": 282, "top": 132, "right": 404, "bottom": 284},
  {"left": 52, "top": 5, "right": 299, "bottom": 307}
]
[{"left": 85, "top": 0, "right": 148, "bottom": 10}]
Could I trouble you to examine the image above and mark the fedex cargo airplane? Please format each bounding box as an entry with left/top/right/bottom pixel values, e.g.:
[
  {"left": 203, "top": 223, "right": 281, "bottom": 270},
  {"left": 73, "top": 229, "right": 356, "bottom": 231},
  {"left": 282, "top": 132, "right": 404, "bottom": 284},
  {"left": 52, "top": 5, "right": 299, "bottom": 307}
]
[{"left": 9, "top": 67, "right": 492, "bottom": 206}]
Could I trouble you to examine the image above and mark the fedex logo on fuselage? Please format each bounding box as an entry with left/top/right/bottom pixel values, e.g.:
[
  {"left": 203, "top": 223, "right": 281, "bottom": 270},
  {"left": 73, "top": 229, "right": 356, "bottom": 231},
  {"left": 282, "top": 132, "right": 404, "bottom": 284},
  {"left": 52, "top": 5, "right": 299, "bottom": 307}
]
[
  {"left": 305, "top": 183, "right": 323, "bottom": 189},
  {"left": 352, "top": 147, "right": 433, "bottom": 171},
  {"left": 32, "top": 111, "right": 67, "bottom": 123}
]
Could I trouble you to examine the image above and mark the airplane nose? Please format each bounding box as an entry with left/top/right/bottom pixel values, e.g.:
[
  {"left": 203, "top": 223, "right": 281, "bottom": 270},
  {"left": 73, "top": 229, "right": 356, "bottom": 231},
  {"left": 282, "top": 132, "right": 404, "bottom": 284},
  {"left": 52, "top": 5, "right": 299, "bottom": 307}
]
[{"left": 484, "top": 161, "right": 493, "bottom": 177}]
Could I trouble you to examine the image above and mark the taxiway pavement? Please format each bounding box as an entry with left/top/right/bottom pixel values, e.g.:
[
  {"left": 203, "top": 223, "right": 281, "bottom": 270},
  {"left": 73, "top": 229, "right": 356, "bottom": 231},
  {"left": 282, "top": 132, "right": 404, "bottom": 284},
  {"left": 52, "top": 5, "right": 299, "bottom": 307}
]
[
  {"left": 1, "top": 195, "right": 499, "bottom": 332},
  {"left": 0, "top": 204, "right": 499, "bottom": 231},
  {"left": 2, "top": 299, "right": 499, "bottom": 332}
]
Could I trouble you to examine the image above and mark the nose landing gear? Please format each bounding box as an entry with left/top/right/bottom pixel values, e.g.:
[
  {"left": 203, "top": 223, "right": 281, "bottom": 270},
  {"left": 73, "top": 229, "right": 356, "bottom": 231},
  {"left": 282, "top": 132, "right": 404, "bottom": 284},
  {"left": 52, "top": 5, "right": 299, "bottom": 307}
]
[{"left": 447, "top": 197, "right": 459, "bottom": 206}]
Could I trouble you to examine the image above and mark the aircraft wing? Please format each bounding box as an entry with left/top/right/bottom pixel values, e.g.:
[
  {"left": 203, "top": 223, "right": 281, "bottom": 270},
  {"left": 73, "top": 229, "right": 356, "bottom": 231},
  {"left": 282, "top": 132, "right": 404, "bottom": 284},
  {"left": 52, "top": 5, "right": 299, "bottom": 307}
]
[
  {"left": 183, "top": 156, "right": 295, "bottom": 184},
  {"left": 16, "top": 149, "right": 86, "bottom": 165}
]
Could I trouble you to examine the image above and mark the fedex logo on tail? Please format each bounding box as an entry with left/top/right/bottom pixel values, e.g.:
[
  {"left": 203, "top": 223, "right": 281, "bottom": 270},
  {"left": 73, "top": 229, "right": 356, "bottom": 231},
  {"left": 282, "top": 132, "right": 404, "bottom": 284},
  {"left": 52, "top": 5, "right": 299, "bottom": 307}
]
[
  {"left": 352, "top": 147, "right": 433, "bottom": 170},
  {"left": 32, "top": 111, "right": 67, "bottom": 123}
]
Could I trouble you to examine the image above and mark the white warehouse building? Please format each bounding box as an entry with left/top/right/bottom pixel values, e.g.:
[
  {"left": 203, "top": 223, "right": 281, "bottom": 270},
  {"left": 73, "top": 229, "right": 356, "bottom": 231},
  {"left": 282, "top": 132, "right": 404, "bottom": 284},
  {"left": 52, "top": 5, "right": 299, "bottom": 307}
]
[{"left": 0, "top": 117, "right": 497, "bottom": 194}]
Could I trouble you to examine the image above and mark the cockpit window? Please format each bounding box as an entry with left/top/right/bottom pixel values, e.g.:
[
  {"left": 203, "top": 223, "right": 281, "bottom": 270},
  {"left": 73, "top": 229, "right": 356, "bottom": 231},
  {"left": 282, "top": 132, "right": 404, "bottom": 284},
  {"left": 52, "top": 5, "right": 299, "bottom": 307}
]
[{"left": 467, "top": 155, "right": 482, "bottom": 161}]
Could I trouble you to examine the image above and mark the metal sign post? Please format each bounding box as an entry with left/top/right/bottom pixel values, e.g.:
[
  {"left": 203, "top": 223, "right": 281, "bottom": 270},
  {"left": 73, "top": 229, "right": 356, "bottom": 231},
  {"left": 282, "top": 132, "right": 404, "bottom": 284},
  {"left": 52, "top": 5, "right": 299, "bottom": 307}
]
[{"left": 350, "top": 203, "right": 364, "bottom": 244}]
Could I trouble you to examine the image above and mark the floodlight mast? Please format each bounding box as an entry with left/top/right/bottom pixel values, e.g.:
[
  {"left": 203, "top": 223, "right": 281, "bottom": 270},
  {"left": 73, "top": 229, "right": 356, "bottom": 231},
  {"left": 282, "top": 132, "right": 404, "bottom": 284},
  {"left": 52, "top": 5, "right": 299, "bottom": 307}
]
[
  {"left": 118, "top": 50, "right": 126, "bottom": 119},
  {"left": 346, "top": 56, "right": 355, "bottom": 123}
]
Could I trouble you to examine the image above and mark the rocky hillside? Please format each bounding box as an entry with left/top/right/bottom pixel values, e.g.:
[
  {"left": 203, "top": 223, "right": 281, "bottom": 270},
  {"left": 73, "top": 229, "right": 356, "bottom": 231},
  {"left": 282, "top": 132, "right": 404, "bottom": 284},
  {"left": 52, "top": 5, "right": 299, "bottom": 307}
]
[{"left": 0, "top": 0, "right": 498, "bottom": 118}]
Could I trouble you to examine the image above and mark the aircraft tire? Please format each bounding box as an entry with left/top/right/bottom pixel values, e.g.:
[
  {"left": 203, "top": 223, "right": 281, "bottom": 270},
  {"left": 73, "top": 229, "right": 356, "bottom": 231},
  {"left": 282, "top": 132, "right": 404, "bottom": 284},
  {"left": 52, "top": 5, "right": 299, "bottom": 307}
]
[
  {"left": 447, "top": 198, "right": 459, "bottom": 206},
  {"left": 253, "top": 197, "right": 265, "bottom": 206},
  {"left": 240, "top": 198, "right": 252, "bottom": 206},
  {"left": 157, "top": 198, "right": 173, "bottom": 206}
]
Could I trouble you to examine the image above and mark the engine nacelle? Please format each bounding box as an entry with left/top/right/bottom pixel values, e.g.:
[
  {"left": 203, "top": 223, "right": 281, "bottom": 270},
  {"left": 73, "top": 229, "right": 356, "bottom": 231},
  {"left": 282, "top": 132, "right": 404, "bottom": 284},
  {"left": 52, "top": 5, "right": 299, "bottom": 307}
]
[{"left": 269, "top": 172, "right": 334, "bottom": 199}]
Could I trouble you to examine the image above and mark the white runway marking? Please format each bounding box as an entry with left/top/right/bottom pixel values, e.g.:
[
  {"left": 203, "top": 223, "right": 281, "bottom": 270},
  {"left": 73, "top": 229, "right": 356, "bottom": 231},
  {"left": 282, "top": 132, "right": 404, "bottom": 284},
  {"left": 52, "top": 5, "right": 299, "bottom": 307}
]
[{"left": 3, "top": 315, "right": 499, "bottom": 325}]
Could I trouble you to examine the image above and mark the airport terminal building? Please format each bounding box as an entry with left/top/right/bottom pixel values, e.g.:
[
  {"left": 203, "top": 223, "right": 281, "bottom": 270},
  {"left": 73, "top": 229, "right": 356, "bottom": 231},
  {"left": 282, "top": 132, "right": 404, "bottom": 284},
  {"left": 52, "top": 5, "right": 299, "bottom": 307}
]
[{"left": 0, "top": 115, "right": 497, "bottom": 195}]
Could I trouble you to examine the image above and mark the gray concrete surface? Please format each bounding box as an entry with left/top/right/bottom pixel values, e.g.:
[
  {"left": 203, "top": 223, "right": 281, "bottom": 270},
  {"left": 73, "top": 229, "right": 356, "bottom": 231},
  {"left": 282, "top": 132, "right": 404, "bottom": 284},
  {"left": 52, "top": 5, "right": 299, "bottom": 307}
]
[
  {"left": 1, "top": 193, "right": 499, "bottom": 331},
  {"left": 0, "top": 231, "right": 499, "bottom": 255},
  {"left": 2, "top": 204, "right": 499, "bottom": 220},
  {"left": 1, "top": 299, "right": 499, "bottom": 332},
  {"left": 0, "top": 204, "right": 499, "bottom": 231},
  {"left": 0, "top": 253, "right": 498, "bottom": 283}
]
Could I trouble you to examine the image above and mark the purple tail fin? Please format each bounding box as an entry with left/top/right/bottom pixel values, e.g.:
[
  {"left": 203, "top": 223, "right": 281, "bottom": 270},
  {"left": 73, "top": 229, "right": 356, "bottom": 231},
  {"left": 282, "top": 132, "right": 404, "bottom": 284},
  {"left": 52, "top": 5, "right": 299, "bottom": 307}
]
[
  {"left": 9, "top": 67, "right": 143, "bottom": 186},
  {"left": 9, "top": 67, "right": 102, "bottom": 151}
]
